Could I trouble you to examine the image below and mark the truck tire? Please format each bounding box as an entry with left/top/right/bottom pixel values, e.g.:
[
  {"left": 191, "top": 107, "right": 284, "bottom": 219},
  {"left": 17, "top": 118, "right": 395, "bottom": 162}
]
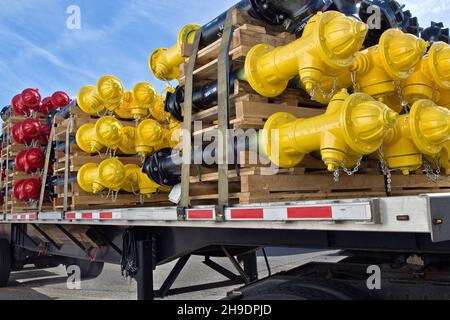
[
  {"left": 0, "top": 240, "right": 12, "bottom": 287},
  {"left": 240, "top": 279, "right": 369, "bottom": 300},
  {"left": 34, "top": 263, "right": 61, "bottom": 269},
  {"left": 66, "top": 259, "right": 104, "bottom": 280}
]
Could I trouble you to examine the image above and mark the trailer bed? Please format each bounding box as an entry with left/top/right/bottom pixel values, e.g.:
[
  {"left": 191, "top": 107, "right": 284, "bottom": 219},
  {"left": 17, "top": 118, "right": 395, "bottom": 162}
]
[{"left": 1, "top": 194, "right": 449, "bottom": 242}]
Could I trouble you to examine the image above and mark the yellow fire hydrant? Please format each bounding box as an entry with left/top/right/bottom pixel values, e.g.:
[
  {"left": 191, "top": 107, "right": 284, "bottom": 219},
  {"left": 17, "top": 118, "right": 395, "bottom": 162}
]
[
  {"left": 76, "top": 117, "right": 136, "bottom": 155},
  {"left": 382, "top": 100, "right": 450, "bottom": 175},
  {"left": 350, "top": 29, "right": 428, "bottom": 112},
  {"left": 122, "top": 164, "right": 161, "bottom": 196},
  {"left": 438, "top": 89, "right": 450, "bottom": 109},
  {"left": 135, "top": 119, "right": 181, "bottom": 156},
  {"left": 76, "top": 86, "right": 106, "bottom": 115},
  {"left": 244, "top": 11, "right": 368, "bottom": 104},
  {"left": 260, "top": 89, "right": 398, "bottom": 170},
  {"left": 96, "top": 76, "right": 125, "bottom": 112},
  {"left": 401, "top": 41, "right": 450, "bottom": 105},
  {"left": 77, "top": 158, "right": 126, "bottom": 194},
  {"left": 149, "top": 24, "right": 201, "bottom": 81}
]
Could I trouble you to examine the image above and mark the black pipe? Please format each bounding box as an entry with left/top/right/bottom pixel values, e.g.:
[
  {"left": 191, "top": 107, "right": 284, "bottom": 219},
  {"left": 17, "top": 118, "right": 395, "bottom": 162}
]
[
  {"left": 46, "top": 100, "right": 76, "bottom": 126},
  {"left": 143, "top": 148, "right": 183, "bottom": 187},
  {"left": 199, "top": 0, "right": 333, "bottom": 49},
  {"left": 165, "top": 70, "right": 242, "bottom": 121},
  {"left": 54, "top": 137, "right": 77, "bottom": 153},
  {"left": 47, "top": 175, "right": 77, "bottom": 188},
  {"left": 165, "top": 68, "right": 308, "bottom": 122},
  {"left": 143, "top": 132, "right": 259, "bottom": 187},
  {"left": 0, "top": 105, "right": 11, "bottom": 122}
]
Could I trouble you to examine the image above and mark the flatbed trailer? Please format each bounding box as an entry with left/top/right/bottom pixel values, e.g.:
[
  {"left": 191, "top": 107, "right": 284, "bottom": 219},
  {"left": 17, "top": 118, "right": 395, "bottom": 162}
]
[{"left": 2, "top": 193, "right": 450, "bottom": 300}]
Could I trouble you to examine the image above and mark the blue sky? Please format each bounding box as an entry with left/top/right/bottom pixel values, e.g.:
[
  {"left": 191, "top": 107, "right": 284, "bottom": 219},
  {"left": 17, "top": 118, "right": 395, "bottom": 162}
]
[{"left": 0, "top": 0, "right": 448, "bottom": 109}]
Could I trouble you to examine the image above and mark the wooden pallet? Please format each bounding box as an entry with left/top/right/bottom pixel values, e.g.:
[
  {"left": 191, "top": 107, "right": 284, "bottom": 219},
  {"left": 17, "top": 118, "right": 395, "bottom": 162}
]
[
  {"left": 55, "top": 114, "right": 137, "bottom": 137},
  {"left": 54, "top": 151, "right": 144, "bottom": 173},
  {"left": 53, "top": 183, "right": 171, "bottom": 210},
  {"left": 54, "top": 104, "right": 138, "bottom": 127},
  {"left": 8, "top": 200, "right": 53, "bottom": 214},
  {"left": 389, "top": 174, "right": 450, "bottom": 196},
  {"left": 188, "top": 167, "right": 387, "bottom": 205},
  {"left": 179, "top": 9, "right": 293, "bottom": 84}
]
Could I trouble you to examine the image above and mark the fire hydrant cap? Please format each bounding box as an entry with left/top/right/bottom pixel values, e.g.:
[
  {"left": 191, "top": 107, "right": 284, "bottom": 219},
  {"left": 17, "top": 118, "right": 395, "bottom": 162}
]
[
  {"left": 97, "top": 75, "right": 124, "bottom": 111},
  {"left": 95, "top": 116, "right": 123, "bottom": 148},
  {"left": 342, "top": 93, "right": 399, "bottom": 154},
  {"left": 77, "top": 163, "right": 99, "bottom": 193},
  {"left": 410, "top": 99, "right": 450, "bottom": 155},
  {"left": 428, "top": 42, "right": 450, "bottom": 89},
  {"left": 97, "top": 158, "right": 126, "bottom": 191},
  {"left": 380, "top": 29, "right": 429, "bottom": 80},
  {"left": 77, "top": 85, "right": 105, "bottom": 115}
]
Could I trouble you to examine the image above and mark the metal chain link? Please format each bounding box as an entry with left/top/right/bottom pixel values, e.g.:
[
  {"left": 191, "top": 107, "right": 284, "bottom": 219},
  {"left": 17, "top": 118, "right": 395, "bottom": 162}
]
[
  {"left": 310, "top": 86, "right": 316, "bottom": 101},
  {"left": 423, "top": 158, "right": 441, "bottom": 183},
  {"left": 333, "top": 157, "right": 363, "bottom": 183},
  {"left": 342, "top": 157, "right": 363, "bottom": 176},
  {"left": 333, "top": 168, "right": 340, "bottom": 182},
  {"left": 379, "top": 146, "right": 393, "bottom": 192},
  {"left": 317, "top": 77, "right": 338, "bottom": 100},
  {"left": 351, "top": 71, "right": 359, "bottom": 93},
  {"left": 396, "top": 81, "right": 410, "bottom": 114}
]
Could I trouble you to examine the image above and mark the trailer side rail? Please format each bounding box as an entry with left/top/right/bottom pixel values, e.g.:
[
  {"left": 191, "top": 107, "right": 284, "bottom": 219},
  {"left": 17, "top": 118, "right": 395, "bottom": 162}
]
[{"left": 1, "top": 194, "right": 448, "bottom": 242}]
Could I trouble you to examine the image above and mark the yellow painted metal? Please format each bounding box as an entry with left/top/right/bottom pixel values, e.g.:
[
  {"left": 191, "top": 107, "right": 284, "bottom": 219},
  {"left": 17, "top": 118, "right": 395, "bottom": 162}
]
[
  {"left": 76, "top": 123, "right": 104, "bottom": 154},
  {"left": 117, "top": 82, "right": 159, "bottom": 120},
  {"left": 95, "top": 116, "right": 123, "bottom": 150},
  {"left": 96, "top": 76, "right": 125, "bottom": 112},
  {"left": 150, "top": 93, "right": 170, "bottom": 123},
  {"left": 134, "top": 118, "right": 181, "bottom": 155},
  {"left": 438, "top": 141, "right": 450, "bottom": 169},
  {"left": 135, "top": 119, "right": 165, "bottom": 156},
  {"left": 165, "top": 118, "right": 182, "bottom": 148},
  {"left": 401, "top": 42, "right": 450, "bottom": 106},
  {"left": 122, "top": 164, "right": 140, "bottom": 193},
  {"left": 77, "top": 158, "right": 126, "bottom": 194},
  {"left": 260, "top": 90, "right": 398, "bottom": 170},
  {"left": 76, "top": 117, "right": 136, "bottom": 155},
  {"left": 118, "top": 127, "right": 137, "bottom": 155},
  {"left": 351, "top": 29, "right": 428, "bottom": 111},
  {"left": 76, "top": 163, "right": 99, "bottom": 193},
  {"left": 438, "top": 88, "right": 450, "bottom": 108},
  {"left": 114, "top": 102, "right": 135, "bottom": 120},
  {"left": 76, "top": 86, "right": 106, "bottom": 115},
  {"left": 122, "top": 164, "right": 161, "bottom": 196},
  {"left": 382, "top": 100, "right": 450, "bottom": 174},
  {"left": 149, "top": 24, "right": 201, "bottom": 81},
  {"left": 244, "top": 11, "right": 368, "bottom": 103}
]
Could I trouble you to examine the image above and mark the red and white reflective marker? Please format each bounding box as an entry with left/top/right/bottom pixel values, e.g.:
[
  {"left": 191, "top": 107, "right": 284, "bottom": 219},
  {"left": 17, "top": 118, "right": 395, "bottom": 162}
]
[
  {"left": 224, "top": 203, "right": 372, "bottom": 221},
  {"left": 65, "top": 211, "right": 115, "bottom": 220},
  {"left": 6, "top": 213, "right": 37, "bottom": 221},
  {"left": 38, "top": 202, "right": 373, "bottom": 222}
]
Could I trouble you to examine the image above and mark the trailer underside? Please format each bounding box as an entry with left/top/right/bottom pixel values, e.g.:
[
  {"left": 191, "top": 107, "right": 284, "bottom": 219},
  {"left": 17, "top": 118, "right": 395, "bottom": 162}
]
[{"left": 1, "top": 193, "right": 450, "bottom": 299}]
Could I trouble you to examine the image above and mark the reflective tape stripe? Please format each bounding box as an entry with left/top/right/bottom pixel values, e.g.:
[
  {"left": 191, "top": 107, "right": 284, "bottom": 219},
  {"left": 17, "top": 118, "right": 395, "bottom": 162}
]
[{"left": 187, "top": 210, "right": 214, "bottom": 220}]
